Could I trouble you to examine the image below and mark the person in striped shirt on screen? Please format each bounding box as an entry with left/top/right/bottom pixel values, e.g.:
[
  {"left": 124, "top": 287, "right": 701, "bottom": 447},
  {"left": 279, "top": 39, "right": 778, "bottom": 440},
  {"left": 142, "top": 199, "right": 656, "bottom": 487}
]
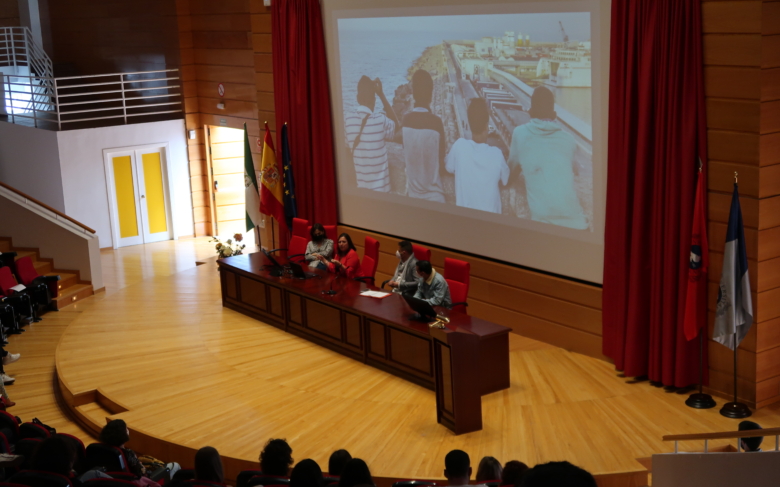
[{"left": 345, "top": 75, "right": 399, "bottom": 192}]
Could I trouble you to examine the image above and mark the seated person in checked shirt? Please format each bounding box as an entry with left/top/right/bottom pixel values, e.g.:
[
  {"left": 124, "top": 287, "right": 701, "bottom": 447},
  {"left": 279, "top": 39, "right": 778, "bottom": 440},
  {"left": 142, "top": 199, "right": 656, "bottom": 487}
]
[
  {"left": 345, "top": 75, "right": 399, "bottom": 192},
  {"left": 413, "top": 260, "right": 451, "bottom": 308}
]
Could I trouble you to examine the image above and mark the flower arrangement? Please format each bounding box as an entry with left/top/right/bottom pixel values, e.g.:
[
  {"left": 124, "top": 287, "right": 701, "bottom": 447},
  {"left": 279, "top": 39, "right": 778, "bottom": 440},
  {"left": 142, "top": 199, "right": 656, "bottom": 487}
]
[{"left": 211, "top": 233, "right": 246, "bottom": 258}]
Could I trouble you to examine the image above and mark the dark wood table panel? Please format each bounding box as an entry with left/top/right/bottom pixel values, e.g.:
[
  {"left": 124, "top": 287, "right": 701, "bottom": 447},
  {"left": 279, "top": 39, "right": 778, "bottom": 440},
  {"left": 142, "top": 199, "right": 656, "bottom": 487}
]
[{"left": 217, "top": 252, "right": 510, "bottom": 434}]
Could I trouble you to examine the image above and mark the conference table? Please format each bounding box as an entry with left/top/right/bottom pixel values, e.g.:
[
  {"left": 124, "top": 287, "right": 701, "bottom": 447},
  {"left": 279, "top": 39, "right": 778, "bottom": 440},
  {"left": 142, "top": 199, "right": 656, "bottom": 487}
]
[{"left": 217, "top": 252, "right": 511, "bottom": 434}]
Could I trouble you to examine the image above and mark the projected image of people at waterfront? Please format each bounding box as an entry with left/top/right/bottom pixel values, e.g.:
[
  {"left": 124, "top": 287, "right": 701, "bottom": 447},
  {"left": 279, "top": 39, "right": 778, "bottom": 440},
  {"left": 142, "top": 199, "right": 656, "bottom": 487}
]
[{"left": 338, "top": 12, "right": 593, "bottom": 231}]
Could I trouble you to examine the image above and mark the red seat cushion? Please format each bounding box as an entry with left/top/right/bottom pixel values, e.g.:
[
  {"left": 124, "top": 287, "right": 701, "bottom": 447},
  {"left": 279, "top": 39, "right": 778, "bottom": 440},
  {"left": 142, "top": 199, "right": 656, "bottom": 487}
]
[
  {"left": 15, "top": 257, "right": 39, "bottom": 287},
  {"left": 0, "top": 267, "right": 19, "bottom": 296}
]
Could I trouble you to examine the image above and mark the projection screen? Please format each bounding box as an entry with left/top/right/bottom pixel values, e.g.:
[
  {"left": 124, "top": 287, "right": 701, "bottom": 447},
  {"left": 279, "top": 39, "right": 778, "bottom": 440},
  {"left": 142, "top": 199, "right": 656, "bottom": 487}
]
[{"left": 322, "top": 0, "right": 610, "bottom": 284}]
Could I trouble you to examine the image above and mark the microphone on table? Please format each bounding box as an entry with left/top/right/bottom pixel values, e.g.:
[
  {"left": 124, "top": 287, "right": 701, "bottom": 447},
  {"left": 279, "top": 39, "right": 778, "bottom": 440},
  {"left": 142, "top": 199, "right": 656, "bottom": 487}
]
[{"left": 322, "top": 276, "right": 338, "bottom": 295}]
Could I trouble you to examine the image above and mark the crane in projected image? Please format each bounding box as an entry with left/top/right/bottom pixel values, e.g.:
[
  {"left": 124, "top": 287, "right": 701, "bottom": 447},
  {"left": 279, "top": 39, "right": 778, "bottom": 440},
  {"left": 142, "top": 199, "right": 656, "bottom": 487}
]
[{"left": 559, "top": 21, "right": 569, "bottom": 43}]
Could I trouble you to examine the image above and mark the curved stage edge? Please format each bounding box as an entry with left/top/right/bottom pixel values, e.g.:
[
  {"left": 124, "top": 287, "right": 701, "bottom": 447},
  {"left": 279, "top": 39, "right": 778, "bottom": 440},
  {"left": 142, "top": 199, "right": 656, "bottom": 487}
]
[{"left": 53, "top": 259, "right": 742, "bottom": 487}]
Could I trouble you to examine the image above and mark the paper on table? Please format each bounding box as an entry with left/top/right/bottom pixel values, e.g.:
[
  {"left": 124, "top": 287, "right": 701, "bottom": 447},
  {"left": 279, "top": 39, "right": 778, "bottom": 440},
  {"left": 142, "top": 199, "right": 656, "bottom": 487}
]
[{"left": 360, "top": 290, "right": 391, "bottom": 299}]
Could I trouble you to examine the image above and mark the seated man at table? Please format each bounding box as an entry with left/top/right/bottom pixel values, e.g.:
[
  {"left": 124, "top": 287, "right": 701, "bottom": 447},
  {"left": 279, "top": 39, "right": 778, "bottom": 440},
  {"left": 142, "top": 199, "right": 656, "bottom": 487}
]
[
  {"left": 386, "top": 240, "right": 419, "bottom": 297},
  {"left": 413, "top": 260, "right": 451, "bottom": 308}
]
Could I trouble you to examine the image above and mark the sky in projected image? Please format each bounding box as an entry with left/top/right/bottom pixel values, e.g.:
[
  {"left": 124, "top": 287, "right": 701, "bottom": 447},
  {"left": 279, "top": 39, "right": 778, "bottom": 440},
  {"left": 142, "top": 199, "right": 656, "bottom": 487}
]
[{"left": 338, "top": 12, "right": 595, "bottom": 231}]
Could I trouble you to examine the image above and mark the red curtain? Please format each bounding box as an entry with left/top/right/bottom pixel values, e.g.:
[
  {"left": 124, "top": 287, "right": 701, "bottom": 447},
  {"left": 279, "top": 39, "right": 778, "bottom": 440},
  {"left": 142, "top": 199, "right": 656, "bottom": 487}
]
[
  {"left": 603, "top": 0, "right": 709, "bottom": 387},
  {"left": 271, "top": 0, "right": 339, "bottom": 227}
]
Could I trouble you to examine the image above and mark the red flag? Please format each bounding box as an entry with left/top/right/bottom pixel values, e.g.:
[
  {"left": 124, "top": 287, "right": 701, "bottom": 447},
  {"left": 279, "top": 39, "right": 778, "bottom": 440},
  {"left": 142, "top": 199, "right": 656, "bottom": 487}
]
[
  {"left": 683, "top": 166, "right": 709, "bottom": 341},
  {"left": 259, "top": 123, "right": 288, "bottom": 238}
]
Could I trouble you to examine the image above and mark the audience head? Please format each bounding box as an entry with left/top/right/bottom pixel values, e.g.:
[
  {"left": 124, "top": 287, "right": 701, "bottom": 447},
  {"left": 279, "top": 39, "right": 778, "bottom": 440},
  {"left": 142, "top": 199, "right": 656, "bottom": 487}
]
[
  {"left": 311, "top": 224, "right": 327, "bottom": 243},
  {"left": 739, "top": 420, "right": 764, "bottom": 452},
  {"left": 412, "top": 69, "right": 434, "bottom": 109},
  {"left": 336, "top": 233, "right": 356, "bottom": 257},
  {"left": 100, "top": 419, "right": 130, "bottom": 448},
  {"left": 444, "top": 450, "right": 471, "bottom": 484},
  {"left": 501, "top": 461, "right": 529, "bottom": 487},
  {"left": 415, "top": 260, "right": 433, "bottom": 280},
  {"left": 357, "top": 76, "right": 376, "bottom": 111},
  {"left": 476, "top": 456, "right": 502, "bottom": 482},
  {"left": 467, "top": 98, "right": 490, "bottom": 140},
  {"left": 519, "top": 461, "right": 596, "bottom": 487},
  {"left": 528, "top": 86, "right": 556, "bottom": 120},
  {"left": 328, "top": 449, "right": 352, "bottom": 476},
  {"left": 291, "top": 459, "right": 324, "bottom": 487},
  {"left": 195, "top": 446, "right": 224, "bottom": 483},
  {"left": 260, "top": 438, "right": 294, "bottom": 476},
  {"left": 397, "top": 241, "right": 413, "bottom": 262},
  {"left": 337, "top": 458, "right": 373, "bottom": 487},
  {"left": 32, "top": 435, "right": 76, "bottom": 476}
]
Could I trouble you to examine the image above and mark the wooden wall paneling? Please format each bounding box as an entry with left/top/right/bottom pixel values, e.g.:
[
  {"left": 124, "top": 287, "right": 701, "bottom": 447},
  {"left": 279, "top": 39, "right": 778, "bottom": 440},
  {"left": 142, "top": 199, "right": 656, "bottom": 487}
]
[
  {"left": 756, "top": 317, "right": 780, "bottom": 353},
  {"left": 763, "top": 68, "right": 780, "bottom": 101},
  {"left": 701, "top": 1, "right": 762, "bottom": 34},
  {"left": 758, "top": 226, "right": 780, "bottom": 262},
  {"left": 761, "top": 100, "right": 780, "bottom": 134},
  {"left": 703, "top": 34, "right": 762, "bottom": 66},
  {"left": 0, "top": 0, "right": 20, "bottom": 27},
  {"left": 764, "top": 2, "right": 780, "bottom": 36},
  {"left": 763, "top": 35, "right": 780, "bottom": 69},
  {"left": 760, "top": 132, "right": 780, "bottom": 166},
  {"left": 708, "top": 133, "right": 760, "bottom": 165},
  {"left": 708, "top": 192, "right": 759, "bottom": 227},
  {"left": 705, "top": 66, "right": 761, "bottom": 100},
  {"left": 706, "top": 99, "right": 760, "bottom": 132}
]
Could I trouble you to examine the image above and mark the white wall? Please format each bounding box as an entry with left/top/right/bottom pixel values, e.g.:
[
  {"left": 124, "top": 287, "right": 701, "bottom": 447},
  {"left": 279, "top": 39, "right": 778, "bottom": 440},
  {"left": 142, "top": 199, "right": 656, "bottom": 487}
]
[
  {"left": 0, "top": 121, "right": 66, "bottom": 211},
  {"left": 0, "top": 185, "right": 103, "bottom": 291},
  {"left": 57, "top": 120, "right": 194, "bottom": 248}
]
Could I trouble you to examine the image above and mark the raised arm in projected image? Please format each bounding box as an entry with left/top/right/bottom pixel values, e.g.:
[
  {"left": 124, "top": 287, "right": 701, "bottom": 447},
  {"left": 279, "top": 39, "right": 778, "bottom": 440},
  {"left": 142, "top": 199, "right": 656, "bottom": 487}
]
[
  {"left": 344, "top": 75, "right": 399, "bottom": 193},
  {"left": 337, "top": 12, "right": 593, "bottom": 231},
  {"left": 507, "top": 86, "right": 590, "bottom": 230}
]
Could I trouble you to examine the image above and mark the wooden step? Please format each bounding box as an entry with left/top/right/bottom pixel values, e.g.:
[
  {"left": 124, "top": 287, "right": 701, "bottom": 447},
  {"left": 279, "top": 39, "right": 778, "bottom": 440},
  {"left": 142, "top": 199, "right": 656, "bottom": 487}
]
[
  {"left": 0, "top": 240, "right": 10, "bottom": 253},
  {"left": 12, "top": 250, "right": 37, "bottom": 261},
  {"left": 47, "top": 272, "right": 78, "bottom": 292},
  {"left": 54, "top": 283, "right": 94, "bottom": 310},
  {"left": 33, "top": 260, "right": 52, "bottom": 275}
]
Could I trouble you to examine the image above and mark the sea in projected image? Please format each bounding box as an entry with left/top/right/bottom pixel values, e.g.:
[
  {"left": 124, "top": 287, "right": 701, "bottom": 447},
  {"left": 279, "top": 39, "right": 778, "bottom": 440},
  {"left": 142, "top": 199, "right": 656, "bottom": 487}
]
[{"left": 338, "top": 12, "right": 595, "bottom": 231}]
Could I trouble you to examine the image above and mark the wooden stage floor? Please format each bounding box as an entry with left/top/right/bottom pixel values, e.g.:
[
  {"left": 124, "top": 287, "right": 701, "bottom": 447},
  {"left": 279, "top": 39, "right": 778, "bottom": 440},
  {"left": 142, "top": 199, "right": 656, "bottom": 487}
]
[{"left": 12, "top": 239, "right": 777, "bottom": 485}]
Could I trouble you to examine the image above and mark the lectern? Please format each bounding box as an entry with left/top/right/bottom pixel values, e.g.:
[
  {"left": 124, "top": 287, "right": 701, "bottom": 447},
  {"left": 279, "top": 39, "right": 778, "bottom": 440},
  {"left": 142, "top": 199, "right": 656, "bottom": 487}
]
[{"left": 430, "top": 325, "right": 482, "bottom": 435}]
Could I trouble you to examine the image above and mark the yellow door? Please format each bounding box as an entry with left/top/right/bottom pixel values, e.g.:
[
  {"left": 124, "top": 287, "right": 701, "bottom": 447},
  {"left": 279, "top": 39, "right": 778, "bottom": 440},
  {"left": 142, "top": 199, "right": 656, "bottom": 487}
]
[
  {"left": 138, "top": 150, "right": 171, "bottom": 243},
  {"left": 206, "top": 126, "right": 252, "bottom": 242},
  {"left": 111, "top": 154, "right": 144, "bottom": 247}
]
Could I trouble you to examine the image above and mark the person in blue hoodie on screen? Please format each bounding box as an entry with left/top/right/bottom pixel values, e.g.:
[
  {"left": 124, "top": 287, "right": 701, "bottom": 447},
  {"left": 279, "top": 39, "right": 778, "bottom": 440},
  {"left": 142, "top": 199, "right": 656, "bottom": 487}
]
[{"left": 507, "top": 86, "right": 589, "bottom": 229}]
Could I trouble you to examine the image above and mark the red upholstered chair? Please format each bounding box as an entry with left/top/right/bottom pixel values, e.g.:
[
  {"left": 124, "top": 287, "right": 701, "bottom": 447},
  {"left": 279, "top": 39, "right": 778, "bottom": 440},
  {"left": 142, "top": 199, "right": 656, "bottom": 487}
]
[
  {"left": 286, "top": 218, "right": 310, "bottom": 263},
  {"left": 14, "top": 256, "right": 60, "bottom": 301},
  {"left": 412, "top": 244, "right": 431, "bottom": 262},
  {"left": 355, "top": 237, "right": 379, "bottom": 285},
  {"left": 8, "top": 470, "right": 73, "bottom": 487},
  {"left": 444, "top": 257, "right": 470, "bottom": 313},
  {"left": 0, "top": 266, "right": 36, "bottom": 325},
  {"left": 85, "top": 443, "right": 132, "bottom": 474}
]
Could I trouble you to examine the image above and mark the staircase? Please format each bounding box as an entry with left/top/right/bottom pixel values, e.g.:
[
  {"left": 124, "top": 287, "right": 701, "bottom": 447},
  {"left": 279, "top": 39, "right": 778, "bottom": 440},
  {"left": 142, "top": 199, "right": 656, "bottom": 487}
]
[
  {"left": 0, "top": 27, "right": 55, "bottom": 117},
  {"left": 0, "top": 236, "right": 94, "bottom": 309}
]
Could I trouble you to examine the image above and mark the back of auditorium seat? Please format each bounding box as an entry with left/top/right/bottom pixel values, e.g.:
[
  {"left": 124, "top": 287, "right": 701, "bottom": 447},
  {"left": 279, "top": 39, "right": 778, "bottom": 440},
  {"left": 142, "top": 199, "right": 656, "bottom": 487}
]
[
  {"left": 444, "top": 257, "right": 470, "bottom": 314},
  {"left": 236, "top": 470, "right": 263, "bottom": 487},
  {"left": 0, "top": 410, "right": 20, "bottom": 444},
  {"left": 8, "top": 470, "right": 73, "bottom": 487},
  {"left": 392, "top": 481, "right": 437, "bottom": 487},
  {"left": 85, "top": 443, "right": 130, "bottom": 473},
  {"left": 59, "top": 433, "right": 87, "bottom": 475},
  {"left": 412, "top": 244, "right": 431, "bottom": 263},
  {"left": 355, "top": 236, "right": 379, "bottom": 285},
  {"left": 246, "top": 476, "right": 290, "bottom": 487},
  {"left": 288, "top": 218, "right": 310, "bottom": 262},
  {"left": 0, "top": 267, "right": 19, "bottom": 297}
]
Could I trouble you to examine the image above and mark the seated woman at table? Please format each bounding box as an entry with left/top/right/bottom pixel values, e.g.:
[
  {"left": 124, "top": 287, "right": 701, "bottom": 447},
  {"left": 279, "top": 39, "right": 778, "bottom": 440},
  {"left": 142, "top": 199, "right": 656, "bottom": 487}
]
[
  {"left": 304, "top": 223, "right": 333, "bottom": 270},
  {"left": 316, "top": 233, "right": 360, "bottom": 279}
]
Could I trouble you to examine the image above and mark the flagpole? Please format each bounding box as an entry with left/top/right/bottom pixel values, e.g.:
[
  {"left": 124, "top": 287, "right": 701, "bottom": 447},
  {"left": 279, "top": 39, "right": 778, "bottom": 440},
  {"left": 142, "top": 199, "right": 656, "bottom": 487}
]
[
  {"left": 686, "top": 161, "right": 716, "bottom": 409},
  {"left": 719, "top": 171, "right": 751, "bottom": 419}
]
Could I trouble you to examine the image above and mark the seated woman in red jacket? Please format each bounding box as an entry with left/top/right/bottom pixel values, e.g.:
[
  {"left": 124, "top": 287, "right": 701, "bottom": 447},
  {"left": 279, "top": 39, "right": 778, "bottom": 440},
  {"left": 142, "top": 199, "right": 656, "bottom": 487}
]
[{"left": 316, "top": 233, "right": 360, "bottom": 278}]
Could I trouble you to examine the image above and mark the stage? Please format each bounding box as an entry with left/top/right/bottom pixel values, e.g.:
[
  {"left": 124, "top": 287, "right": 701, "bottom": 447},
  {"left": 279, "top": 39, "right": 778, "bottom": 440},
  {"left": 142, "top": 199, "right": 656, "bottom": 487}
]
[{"left": 52, "top": 246, "right": 776, "bottom": 486}]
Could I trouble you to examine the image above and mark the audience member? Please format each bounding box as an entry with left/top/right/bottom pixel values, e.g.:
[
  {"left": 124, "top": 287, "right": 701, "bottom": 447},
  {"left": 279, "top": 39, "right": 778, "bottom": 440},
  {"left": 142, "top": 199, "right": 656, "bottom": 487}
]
[
  {"left": 475, "top": 456, "right": 503, "bottom": 482},
  {"left": 305, "top": 224, "right": 334, "bottom": 270},
  {"left": 317, "top": 234, "right": 360, "bottom": 279},
  {"left": 337, "top": 459, "right": 373, "bottom": 487},
  {"left": 29, "top": 435, "right": 80, "bottom": 485},
  {"left": 260, "top": 438, "right": 294, "bottom": 476},
  {"left": 328, "top": 449, "right": 352, "bottom": 476},
  {"left": 345, "top": 75, "right": 398, "bottom": 192},
  {"left": 519, "top": 461, "right": 596, "bottom": 487},
  {"left": 738, "top": 420, "right": 764, "bottom": 452},
  {"left": 0, "top": 347, "right": 18, "bottom": 406},
  {"left": 500, "top": 461, "right": 529, "bottom": 487},
  {"left": 445, "top": 98, "right": 509, "bottom": 214},
  {"left": 413, "top": 260, "right": 452, "bottom": 308},
  {"left": 402, "top": 69, "right": 446, "bottom": 202},
  {"left": 100, "top": 419, "right": 180, "bottom": 479},
  {"left": 291, "top": 459, "right": 325, "bottom": 487},
  {"left": 195, "top": 447, "right": 225, "bottom": 484},
  {"left": 386, "top": 241, "right": 419, "bottom": 297},
  {"left": 444, "top": 450, "right": 473, "bottom": 487}
]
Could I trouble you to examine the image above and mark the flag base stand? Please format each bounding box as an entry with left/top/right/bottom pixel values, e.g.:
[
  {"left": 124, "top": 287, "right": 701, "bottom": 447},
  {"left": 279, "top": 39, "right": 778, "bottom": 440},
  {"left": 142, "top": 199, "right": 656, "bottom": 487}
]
[
  {"left": 719, "top": 401, "right": 751, "bottom": 418},
  {"left": 686, "top": 393, "right": 716, "bottom": 409}
]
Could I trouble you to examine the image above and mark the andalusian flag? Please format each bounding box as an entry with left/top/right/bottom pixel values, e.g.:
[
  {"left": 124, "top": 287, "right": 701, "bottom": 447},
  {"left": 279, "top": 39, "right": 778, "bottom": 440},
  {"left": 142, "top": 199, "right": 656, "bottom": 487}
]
[
  {"left": 260, "top": 122, "right": 287, "bottom": 236},
  {"left": 244, "top": 123, "right": 262, "bottom": 232}
]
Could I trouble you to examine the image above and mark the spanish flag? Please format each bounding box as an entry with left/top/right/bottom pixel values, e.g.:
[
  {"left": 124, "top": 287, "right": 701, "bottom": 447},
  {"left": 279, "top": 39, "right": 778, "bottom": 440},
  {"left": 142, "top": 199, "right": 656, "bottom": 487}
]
[{"left": 260, "top": 122, "right": 287, "bottom": 237}]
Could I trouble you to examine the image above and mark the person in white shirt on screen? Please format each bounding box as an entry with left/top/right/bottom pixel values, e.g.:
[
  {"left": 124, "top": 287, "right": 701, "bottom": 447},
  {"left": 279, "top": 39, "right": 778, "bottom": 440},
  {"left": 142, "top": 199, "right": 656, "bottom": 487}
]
[
  {"left": 507, "top": 86, "right": 589, "bottom": 229},
  {"left": 345, "top": 75, "right": 399, "bottom": 192},
  {"left": 445, "top": 97, "right": 509, "bottom": 214}
]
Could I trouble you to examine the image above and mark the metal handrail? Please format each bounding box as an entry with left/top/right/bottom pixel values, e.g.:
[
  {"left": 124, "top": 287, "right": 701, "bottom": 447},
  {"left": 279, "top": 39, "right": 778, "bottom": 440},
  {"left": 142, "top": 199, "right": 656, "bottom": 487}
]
[{"left": 2, "top": 68, "right": 182, "bottom": 130}]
